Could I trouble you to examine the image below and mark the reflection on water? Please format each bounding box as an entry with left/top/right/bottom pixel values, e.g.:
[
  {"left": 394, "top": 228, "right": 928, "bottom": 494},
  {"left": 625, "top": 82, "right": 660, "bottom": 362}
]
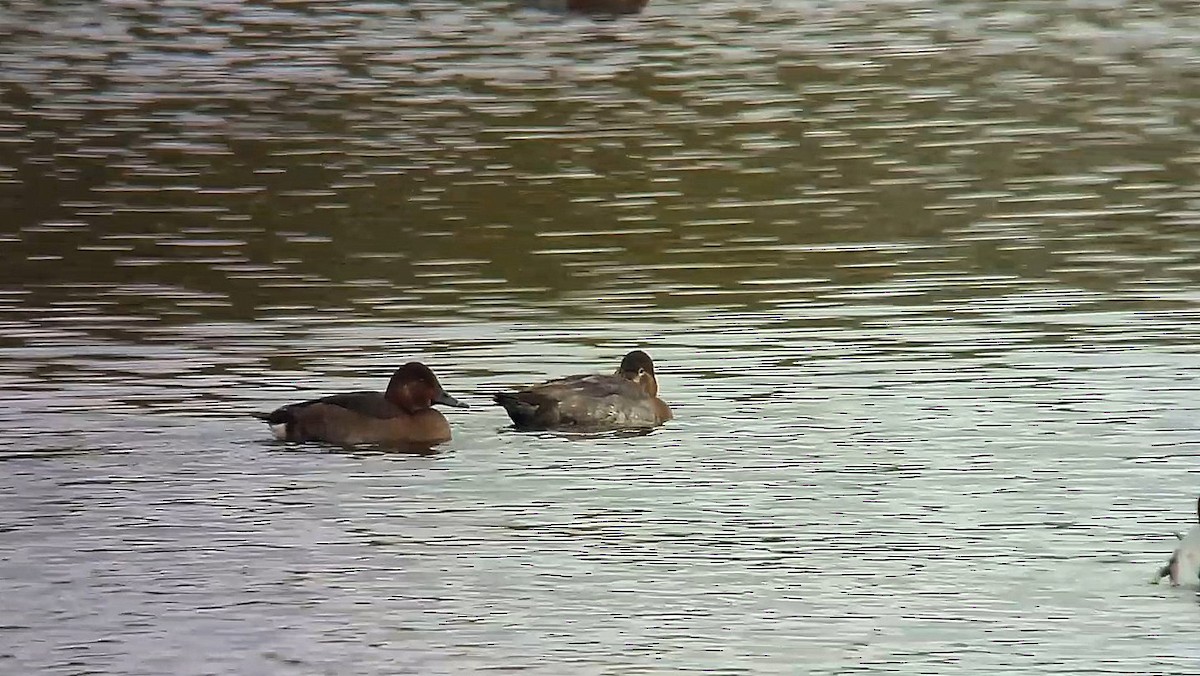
[{"left": 2, "top": 0, "right": 1200, "bottom": 673}]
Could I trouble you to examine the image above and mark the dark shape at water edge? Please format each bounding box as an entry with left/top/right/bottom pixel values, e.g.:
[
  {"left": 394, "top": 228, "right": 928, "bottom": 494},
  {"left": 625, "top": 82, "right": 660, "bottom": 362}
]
[
  {"left": 525, "top": 0, "right": 649, "bottom": 16},
  {"left": 570, "top": 0, "right": 648, "bottom": 13}
]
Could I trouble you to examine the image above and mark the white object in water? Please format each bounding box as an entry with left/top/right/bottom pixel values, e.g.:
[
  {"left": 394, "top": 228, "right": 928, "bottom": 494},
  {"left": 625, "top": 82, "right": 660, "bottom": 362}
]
[{"left": 1154, "top": 497, "right": 1200, "bottom": 586}]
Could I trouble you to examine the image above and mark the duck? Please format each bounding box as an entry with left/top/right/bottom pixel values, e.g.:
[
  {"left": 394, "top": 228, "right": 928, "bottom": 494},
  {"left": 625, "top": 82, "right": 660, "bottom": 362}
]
[
  {"left": 1153, "top": 496, "right": 1200, "bottom": 586},
  {"left": 494, "top": 349, "right": 671, "bottom": 431},
  {"left": 254, "top": 362, "right": 467, "bottom": 447}
]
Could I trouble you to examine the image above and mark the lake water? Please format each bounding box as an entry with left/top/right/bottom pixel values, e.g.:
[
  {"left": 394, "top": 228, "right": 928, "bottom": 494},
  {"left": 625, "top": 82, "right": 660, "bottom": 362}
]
[{"left": 3, "top": 0, "right": 1200, "bottom": 673}]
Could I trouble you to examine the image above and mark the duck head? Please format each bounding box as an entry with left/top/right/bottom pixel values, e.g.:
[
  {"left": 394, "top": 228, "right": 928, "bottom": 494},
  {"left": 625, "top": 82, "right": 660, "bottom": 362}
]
[
  {"left": 615, "top": 349, "right": 659, "bottom": 397},
  {"left": 385, "top": 362, "right": 468, "bottom": 413}
]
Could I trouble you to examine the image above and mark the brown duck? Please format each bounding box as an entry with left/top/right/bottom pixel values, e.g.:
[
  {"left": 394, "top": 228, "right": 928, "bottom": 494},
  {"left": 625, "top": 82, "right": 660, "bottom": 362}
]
[{"left": 255, "top": 362, "right": 467, "bottom": 446}]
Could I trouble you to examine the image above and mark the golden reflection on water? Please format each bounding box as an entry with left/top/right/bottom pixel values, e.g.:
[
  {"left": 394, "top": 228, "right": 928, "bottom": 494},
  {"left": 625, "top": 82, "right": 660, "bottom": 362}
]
[{"left": 1, "top": 0, "right": 1198, "bottom": 328}]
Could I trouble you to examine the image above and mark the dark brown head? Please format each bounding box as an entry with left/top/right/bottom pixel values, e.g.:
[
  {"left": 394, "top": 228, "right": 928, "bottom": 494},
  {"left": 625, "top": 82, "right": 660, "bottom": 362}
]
[
  {"left": 614, "top": 349, "right": 659, "bottom": 397},
  {"left": 384, "top": 362, "right": 468, "bottom": 413}
]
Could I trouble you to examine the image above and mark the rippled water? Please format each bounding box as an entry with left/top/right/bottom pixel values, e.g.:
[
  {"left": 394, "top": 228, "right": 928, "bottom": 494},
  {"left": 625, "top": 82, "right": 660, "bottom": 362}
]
[{"left": 3, "top": 1, "right": 1200, "bottom": 673}]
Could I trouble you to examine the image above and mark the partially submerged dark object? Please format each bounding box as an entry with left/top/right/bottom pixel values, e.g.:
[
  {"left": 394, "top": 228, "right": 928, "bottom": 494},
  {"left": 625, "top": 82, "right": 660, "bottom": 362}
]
[
  {"left": 525, "top": 0, "right": 649, "bottom": 16},
  {"left": 568, "top": 0, "right": 648, "bottom": 14}
]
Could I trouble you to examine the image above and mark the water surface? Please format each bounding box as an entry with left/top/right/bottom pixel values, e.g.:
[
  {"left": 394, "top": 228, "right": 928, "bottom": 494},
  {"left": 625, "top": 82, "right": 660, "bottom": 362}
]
[{"left": 2, "top": 1, "right": 1200, "bottom": 673}]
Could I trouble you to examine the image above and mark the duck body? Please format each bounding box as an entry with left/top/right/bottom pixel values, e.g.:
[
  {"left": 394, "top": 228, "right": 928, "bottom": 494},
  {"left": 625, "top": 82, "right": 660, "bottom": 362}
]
[
  {"left": 1154, "top": 497, "right": 1200, "bottom": 586},
  {"left": 255, "top": 362, "right": 466, "bottom": 447},
  {"left": 494, "top": 350, "right": 671, "bottom": 431}
]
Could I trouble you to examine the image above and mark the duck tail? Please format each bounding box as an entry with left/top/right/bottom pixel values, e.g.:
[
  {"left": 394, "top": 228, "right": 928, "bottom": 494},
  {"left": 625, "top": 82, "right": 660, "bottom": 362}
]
[
  {"left": 494, "top": 392, "right": 554, "bottom": 429},
  {"left": 252, "top": 408, "right": 293, "bottom": 424},
  {"left": 252, "top": 408, "right": 294, "bottom": 440},
  {"left": 493, "top": 392, "right": 533, "bottom": 419}
]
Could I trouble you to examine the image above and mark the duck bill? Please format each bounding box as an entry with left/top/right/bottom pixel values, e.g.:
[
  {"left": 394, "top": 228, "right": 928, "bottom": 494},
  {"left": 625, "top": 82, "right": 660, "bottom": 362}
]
[{"left": 434, "top": 390, "right": 469, "bottom": 408}]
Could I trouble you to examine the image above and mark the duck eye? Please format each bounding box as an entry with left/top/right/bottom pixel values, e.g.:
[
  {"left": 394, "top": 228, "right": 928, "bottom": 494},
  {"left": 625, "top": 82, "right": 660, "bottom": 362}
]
[{"left": 638, "top": 368, "right": 647, "bottom": 376}]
